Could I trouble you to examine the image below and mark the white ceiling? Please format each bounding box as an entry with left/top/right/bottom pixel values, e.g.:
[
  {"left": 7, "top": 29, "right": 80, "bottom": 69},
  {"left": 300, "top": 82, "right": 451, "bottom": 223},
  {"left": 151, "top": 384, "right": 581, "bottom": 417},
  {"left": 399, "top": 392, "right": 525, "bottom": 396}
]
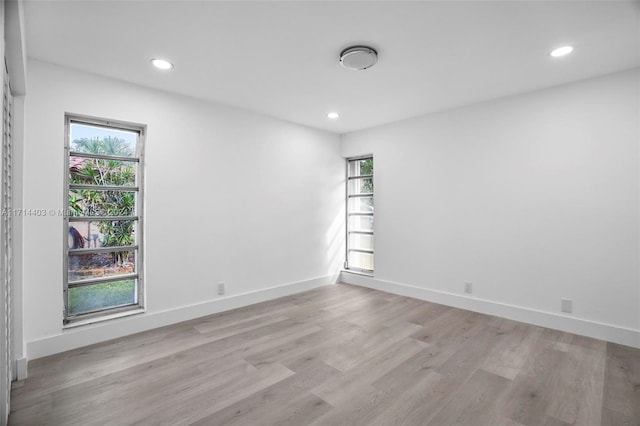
[{"left": 23, "top": 0, "right": 640, "bottom": 134}]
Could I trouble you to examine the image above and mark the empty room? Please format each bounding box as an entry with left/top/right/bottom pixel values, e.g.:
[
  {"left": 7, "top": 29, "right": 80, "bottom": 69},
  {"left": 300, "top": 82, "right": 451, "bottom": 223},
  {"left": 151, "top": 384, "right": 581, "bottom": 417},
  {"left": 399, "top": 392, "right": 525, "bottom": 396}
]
[{"left": 1, "top": 0, "right": 640, "bottom": 424}]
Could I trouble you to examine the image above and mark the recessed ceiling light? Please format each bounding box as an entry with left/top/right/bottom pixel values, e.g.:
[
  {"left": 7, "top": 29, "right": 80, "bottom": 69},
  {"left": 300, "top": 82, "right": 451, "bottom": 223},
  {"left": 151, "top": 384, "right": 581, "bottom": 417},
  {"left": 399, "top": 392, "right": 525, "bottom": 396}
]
[
  {"left": 550, "top": 46, "right": 573, "bottom": 58},
  {"left": 150, "top": 58, "right": 174, "bottom": 70},
  {"left": 327, "top": 112, "right": 340, "bottom": 120}
]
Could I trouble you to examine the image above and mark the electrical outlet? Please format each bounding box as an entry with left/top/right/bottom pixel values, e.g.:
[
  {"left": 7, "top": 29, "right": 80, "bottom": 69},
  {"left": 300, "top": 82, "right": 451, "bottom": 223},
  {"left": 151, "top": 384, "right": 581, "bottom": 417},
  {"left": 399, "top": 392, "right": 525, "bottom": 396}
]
[
  {"left": 464, "top": 282, "right": 472, "bottom": 294},
  {"left": 217, "top": 282, "right": 226, "bottom": 296},
  {"left": 561, "top": 298, "right": 572, "bottom": 313}
]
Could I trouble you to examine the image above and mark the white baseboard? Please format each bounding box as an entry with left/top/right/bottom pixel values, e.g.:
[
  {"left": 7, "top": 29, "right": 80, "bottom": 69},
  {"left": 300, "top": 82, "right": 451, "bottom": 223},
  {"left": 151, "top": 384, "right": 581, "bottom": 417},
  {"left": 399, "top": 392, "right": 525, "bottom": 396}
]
[
  {"left": 14, "top": 358, "right": 27, "bottom": 380},
  {"left": 340, "top": 272, "right": 640, "bottom": 349},
  {"left": 26, "top": 274, "right": 339, "bottom": 361}
]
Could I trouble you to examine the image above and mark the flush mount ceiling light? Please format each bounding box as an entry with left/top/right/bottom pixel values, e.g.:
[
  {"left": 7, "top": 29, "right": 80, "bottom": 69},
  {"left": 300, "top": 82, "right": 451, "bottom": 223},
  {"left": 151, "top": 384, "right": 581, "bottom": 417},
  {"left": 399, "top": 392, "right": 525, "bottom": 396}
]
[
  {"left": 550, "top": 46, "right": 573, "bottom": 58},
  {"left": 340, "top": 46, "right": 378, "bottom": 70},
  {"left": 150, "top": 58, "right": 174, "bottom": 70},
  {"left": 327, "top": 112, "right": 340, "bottom": 120}
]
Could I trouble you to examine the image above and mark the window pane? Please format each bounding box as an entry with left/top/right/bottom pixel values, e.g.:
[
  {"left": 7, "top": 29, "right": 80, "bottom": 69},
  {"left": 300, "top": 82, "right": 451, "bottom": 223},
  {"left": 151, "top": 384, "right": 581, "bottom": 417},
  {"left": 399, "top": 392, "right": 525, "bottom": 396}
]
[
  {"left": 348, "top": 158, "right": 373, "bottom": 177},
  {"left": 348, "top": 215, "right": 374, "bottom": 231},
  {"left": 68, "top": 251, "right": 135, "bottom": 282},
  {"left": 348, "top": 251, "right": 374, "bottom": 271},
  {"left": 348, "top": 178, "right": 373, "bottom": 194},
  {"left": 69, "top": 156, "right": 136, "bottom": 186},
  {"left": 70, "top": 123, "right": 138, "bottom": 157},
  {"left": 348, "top": 196, "right": 374, "bottom": 214},
  {"left": 68, "top": 279, "right": 136, "bottom": 315},
  {"left": 68, "top": 189, "right": 136, "bottom": 217},
  {"left": 68, "top": 221, "right": 136, "bottom": 249},
  {"left": 349, "top": 233, "right": 374, "bottom": 251}
]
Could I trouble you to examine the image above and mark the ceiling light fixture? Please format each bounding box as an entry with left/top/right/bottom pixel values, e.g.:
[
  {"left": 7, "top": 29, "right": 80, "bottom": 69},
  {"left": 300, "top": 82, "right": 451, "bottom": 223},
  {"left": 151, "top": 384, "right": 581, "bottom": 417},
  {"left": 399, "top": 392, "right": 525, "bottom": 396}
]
[
  {"left": 339, "top": 46, "right": 378, "bottom": 70},
  {"left": 150, "top": 58, "right": 174, "bottom": 70},
  {"left": 327, "top": 112, "right": 340, "bottom": 120},
  {"left": 550, "top": 46, "right": 573, "bottom": 58}
]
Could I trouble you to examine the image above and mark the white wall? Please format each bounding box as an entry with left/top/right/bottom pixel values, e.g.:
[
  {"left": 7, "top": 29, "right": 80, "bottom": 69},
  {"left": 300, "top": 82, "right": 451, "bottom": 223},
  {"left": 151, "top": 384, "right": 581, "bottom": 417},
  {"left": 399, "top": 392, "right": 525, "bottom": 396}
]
[
  {"left": 23, "top": 59, "right": 344, "bottom": 358},
  {"left": 342, "top": 69, "right": 640, "bottom": 346}
]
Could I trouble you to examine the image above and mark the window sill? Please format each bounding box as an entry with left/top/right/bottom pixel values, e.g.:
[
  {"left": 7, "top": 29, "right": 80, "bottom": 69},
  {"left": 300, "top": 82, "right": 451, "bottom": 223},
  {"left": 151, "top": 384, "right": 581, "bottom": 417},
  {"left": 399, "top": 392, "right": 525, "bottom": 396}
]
[
  {"left": 63, "top": 307, "right": 145, "bottom": 330},
  {"left": 341, "top": 269, "right": 374, "bottom": 278}
]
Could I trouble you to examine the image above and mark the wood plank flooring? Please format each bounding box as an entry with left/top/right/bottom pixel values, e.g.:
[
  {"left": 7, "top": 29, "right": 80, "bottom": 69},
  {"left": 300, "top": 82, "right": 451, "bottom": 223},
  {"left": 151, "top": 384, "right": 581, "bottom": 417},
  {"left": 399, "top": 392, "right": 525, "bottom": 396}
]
[{"left": 9, "top": 284, "right": 640, "bottom": 425}]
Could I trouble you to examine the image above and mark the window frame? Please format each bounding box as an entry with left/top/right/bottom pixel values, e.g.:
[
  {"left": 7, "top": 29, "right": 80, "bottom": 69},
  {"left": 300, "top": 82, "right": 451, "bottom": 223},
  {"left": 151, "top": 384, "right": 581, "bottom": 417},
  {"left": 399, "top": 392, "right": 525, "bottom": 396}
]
[
  {"left": 63, "top": 114, "right": 146, "bottom": 326},
  {"left": 345, "top": 155, "right": 374, "bottom": 274}
]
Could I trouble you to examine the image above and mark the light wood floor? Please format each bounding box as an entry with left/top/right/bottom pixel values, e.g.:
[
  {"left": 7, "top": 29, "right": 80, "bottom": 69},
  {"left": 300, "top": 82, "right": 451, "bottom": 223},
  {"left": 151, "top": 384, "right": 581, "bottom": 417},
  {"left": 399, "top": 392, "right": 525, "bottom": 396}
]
[{"left": 9, "top": 284, "right": 640, "bottom": 425}]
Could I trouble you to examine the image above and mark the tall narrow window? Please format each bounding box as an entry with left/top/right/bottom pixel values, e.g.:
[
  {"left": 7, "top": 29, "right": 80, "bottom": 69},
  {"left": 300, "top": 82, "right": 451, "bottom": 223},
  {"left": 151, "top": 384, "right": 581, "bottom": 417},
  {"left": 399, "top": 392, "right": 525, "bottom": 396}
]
[
  {"left": 346, "top": 156, "right": 374, "bottom": 273},
  {"left": 64, "top": 115, "right": 145, "bottom": 324}
]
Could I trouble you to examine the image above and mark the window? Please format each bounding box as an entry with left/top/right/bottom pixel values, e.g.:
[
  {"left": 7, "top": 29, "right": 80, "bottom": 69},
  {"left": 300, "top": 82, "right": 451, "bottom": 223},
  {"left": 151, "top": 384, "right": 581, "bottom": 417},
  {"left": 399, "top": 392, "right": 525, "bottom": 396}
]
[
  {"left": 345, "top": 156, "right": 374, "bottom": 273},
  {"left": 64, "top": 115, "right": 145, "bottom": 324}
]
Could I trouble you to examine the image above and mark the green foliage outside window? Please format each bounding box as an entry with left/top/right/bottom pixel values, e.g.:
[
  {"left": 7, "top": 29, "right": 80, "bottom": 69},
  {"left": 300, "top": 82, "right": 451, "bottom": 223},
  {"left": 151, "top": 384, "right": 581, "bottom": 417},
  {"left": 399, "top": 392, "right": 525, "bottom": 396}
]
[
  {"left": 360, "top": 158, "right": 374, "bottom": 193},
  {"left": 69, "top": 136, "right": 136, "bottom": 265}
]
